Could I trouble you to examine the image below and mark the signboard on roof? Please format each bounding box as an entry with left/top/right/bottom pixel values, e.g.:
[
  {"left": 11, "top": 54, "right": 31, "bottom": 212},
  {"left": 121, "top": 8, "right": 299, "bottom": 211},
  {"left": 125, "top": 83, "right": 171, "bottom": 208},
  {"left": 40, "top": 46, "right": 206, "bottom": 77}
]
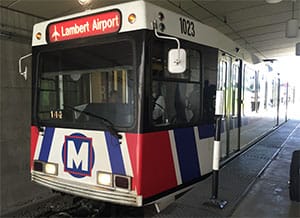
[{"left": 47, "top": 10, "right": 121, "bottom": 43}]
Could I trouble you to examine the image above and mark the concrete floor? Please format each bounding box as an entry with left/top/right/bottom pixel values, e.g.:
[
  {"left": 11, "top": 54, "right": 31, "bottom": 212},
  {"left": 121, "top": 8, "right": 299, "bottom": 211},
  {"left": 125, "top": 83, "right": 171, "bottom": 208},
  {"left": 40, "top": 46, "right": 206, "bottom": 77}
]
[{"left": 232, "top": 121, "right": 300, "bottom": 217}]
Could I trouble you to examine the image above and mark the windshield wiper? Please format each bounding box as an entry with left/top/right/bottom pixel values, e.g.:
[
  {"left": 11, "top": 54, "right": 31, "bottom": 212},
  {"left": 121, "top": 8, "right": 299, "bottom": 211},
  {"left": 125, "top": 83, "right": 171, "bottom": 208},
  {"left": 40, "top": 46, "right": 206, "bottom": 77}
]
[{"left": 63, "top": 104, "right": 122, "bottom": 140}]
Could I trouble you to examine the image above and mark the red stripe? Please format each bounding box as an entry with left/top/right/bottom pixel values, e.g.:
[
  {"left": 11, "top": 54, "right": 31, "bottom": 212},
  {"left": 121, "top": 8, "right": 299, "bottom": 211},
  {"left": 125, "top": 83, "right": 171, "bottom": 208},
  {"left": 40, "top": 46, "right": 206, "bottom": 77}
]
[
  {"left": 30, "top": 126, "right": 39, "bottom": 169},
  {"left": 126, "top": 132, "right": 177, "bottom": 198},
  {"left": 125, "top": 133, "right": 141, "bottom": 194}
]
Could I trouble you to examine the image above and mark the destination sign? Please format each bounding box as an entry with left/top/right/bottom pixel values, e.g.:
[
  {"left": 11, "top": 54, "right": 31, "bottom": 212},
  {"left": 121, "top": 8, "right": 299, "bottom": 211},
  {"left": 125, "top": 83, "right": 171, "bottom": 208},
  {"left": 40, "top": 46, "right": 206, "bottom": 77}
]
[{"left": 48, "top": 10, "right": 121, "bottom": 43}]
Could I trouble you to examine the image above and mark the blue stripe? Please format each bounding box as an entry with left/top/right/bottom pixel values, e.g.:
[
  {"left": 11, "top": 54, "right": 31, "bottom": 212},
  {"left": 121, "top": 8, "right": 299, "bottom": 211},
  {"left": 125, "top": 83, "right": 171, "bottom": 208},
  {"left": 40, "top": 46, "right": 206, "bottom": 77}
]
[
  {"left": 198, "top": 124, "right": 215, "bottom": 139},
  {"left": 105, "top": 132, "right": 125, "bottom": 175},
  {"left": 38, "top": 127, "right": 55, "bottom": 162},
  {"left": 174, "top": 128, "right": 201, "bottom": 183}
]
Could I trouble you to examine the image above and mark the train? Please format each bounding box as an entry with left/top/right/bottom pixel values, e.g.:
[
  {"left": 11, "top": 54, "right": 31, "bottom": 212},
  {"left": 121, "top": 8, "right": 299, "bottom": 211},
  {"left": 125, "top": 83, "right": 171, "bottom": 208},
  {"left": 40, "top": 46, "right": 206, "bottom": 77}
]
[{"left": 27, "top": 0, "right": 288, "bottom": 212}]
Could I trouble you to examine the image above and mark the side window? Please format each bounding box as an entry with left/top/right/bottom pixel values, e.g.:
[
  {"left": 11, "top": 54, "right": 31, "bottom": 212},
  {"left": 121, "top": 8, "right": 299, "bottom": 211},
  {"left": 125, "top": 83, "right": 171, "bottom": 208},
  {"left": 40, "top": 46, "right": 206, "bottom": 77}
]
[
  {"left": 244, "top": 66, "right": 260, "bottom": 113},
  {"left": 217, "top": 61, "right": 227, "bottom": 91},
  {"left": 232, "top": 64, "right": 239, "bottom": 116},
  {"left": 151, "top": 39, "right": 201, "bottom": 127}
]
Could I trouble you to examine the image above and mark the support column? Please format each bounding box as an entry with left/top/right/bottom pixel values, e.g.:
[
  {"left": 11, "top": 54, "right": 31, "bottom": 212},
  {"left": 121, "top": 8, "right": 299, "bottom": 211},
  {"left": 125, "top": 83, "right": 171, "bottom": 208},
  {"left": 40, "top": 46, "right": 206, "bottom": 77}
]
[{"left": 204, "top": 90, "right": 227, "bottom": 209}]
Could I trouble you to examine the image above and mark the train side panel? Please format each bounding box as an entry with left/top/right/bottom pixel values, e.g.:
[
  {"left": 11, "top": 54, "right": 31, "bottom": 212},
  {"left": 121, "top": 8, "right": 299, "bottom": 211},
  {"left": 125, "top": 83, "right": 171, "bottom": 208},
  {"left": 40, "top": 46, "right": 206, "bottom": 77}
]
[{"left": 127, "top": 126, "right": 214, "bottom": 200}]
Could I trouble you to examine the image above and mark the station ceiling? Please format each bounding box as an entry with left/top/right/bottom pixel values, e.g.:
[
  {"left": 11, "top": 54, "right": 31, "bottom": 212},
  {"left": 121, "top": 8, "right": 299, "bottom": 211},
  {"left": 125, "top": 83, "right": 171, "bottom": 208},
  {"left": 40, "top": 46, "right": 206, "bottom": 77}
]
[{"left": 1, "top": 0, "right": 299, "bottom": 60}]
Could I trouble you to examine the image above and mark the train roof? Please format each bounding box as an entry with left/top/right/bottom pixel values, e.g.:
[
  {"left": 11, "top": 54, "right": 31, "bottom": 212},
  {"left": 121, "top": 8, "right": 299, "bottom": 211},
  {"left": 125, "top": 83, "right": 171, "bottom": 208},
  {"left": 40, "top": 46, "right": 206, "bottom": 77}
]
[{"left": 32, "top": 0, "right": 260, "bottom": 64}]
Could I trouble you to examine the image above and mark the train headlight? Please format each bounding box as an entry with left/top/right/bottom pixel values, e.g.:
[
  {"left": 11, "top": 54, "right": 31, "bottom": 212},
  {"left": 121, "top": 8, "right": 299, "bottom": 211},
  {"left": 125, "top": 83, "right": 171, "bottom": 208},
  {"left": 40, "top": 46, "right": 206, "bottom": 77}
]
[
  {"left": 44, "top": 163, "right": 58, "bottom": 176},
  {"left": 97, "top": 172, "right": 112, "bottom": 187}
]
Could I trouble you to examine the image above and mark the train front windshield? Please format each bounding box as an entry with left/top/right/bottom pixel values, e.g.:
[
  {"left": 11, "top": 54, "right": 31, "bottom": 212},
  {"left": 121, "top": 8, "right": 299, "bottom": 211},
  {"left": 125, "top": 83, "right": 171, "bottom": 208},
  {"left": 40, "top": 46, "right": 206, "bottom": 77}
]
[{"left": 37, "top": 40, "right": 135, "bottom": 129}]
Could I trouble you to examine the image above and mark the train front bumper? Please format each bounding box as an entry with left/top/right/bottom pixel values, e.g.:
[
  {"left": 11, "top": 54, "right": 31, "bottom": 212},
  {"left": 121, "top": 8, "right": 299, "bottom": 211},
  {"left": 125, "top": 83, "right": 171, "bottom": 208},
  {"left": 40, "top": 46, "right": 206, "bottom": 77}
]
[{"left": 31, "top": 172, "right": 143, "bottom": 207}]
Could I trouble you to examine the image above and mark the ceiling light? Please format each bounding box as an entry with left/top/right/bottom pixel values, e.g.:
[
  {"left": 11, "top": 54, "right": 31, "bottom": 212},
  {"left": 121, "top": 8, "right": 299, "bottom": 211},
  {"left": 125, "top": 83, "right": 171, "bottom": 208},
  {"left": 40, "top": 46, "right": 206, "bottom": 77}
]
[
  {"left": 265, "top": 0, "right": 282, "bottom": 3},
  {"left": 77, "top": 0, "right": 93, "bottom": 6},
  {"left": 286, "top": 1, "right": 299, "bottom": 38}
]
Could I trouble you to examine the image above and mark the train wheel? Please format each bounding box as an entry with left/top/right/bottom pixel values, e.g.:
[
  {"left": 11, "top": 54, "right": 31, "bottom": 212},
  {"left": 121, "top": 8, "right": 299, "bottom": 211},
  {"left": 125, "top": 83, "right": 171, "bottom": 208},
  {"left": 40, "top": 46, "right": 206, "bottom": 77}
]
[{"left": 289, "top": 150, "right": 300, "bottom": 202}]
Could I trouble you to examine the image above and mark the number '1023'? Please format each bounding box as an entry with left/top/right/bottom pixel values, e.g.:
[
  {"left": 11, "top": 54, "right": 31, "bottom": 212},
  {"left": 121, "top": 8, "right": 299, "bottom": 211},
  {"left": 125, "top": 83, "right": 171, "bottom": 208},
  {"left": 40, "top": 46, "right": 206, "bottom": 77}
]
[{"left": 179, "top": 17, "right": 195, "bottom": 37}]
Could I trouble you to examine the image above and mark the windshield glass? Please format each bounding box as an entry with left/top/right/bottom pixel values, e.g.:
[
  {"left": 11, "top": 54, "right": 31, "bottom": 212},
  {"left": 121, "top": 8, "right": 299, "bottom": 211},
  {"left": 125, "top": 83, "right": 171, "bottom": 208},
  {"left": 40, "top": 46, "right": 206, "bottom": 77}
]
[{"left": 37, "top": 40, "right": 135, "bottom": 129}]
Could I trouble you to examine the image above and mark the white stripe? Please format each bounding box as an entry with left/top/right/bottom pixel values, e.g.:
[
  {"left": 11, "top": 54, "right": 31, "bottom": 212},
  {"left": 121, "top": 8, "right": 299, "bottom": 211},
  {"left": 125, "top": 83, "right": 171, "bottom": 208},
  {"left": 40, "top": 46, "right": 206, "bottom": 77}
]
[
  {"left": 34, "top": 132, "right": 44, "bottom": 160},
  {"left": 120, "top": 133, "right": 133, "bottom": 177},
  {"left": 168, "top": 130, "right": 182, "bottom": 185},
  {"left": 95, "top": 132, "right": 112, "bottom": 173},
  {"left": 212, "top": 141, "right": 221, "bottom": 170}
]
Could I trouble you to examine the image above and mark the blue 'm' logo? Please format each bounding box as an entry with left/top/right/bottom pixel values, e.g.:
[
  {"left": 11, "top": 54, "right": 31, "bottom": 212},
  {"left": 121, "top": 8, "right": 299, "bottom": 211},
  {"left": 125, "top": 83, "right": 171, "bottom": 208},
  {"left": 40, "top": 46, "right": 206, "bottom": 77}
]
[{"left": 62, "top": 133, "right": 95, "bottom": 178}]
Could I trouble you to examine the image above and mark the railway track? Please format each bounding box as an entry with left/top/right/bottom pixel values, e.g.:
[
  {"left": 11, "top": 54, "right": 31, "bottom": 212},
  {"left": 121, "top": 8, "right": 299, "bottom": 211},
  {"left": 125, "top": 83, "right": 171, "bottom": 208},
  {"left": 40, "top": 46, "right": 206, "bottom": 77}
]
[
  {"left": 39, "top": 198, "right": 105, "bottom": 217},
  {"left": 6, "top": 194, "right": 147, "bottom": 217}
]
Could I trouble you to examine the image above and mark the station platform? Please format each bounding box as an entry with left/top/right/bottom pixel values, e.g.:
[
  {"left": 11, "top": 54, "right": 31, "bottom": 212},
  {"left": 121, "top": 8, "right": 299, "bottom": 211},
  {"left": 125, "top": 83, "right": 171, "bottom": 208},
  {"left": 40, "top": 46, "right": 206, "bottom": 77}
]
[{"left": 150, "top": 119, "right": 300, "bottom": 217}]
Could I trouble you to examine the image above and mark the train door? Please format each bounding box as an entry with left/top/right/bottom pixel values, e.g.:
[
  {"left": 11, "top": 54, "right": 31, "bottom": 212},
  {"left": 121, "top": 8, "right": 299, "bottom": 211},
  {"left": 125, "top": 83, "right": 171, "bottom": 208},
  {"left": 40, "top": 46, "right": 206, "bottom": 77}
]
[{"left": 217, "top": 53, "right": 240, "bottom": 158}]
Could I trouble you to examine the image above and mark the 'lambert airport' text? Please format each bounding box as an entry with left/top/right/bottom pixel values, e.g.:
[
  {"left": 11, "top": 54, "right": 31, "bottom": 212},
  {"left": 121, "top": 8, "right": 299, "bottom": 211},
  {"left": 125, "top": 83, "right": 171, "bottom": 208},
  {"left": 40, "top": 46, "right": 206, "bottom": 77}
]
[{"left": 61, "top": 15, "right": 120, "bottom": 36}]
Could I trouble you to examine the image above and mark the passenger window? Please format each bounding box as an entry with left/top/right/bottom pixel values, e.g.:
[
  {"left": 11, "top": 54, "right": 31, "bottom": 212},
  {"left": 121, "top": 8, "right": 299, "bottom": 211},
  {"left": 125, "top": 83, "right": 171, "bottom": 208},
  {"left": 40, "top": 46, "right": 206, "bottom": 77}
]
[
  {"left": 217, "top": 61, "right": 227, "bottom": 90},
  {"left": 189, "top": 50, "right": 201, "bottom": 82},
  {"left": 232, "top": 64, "right": 239, "bottom": 116}
]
